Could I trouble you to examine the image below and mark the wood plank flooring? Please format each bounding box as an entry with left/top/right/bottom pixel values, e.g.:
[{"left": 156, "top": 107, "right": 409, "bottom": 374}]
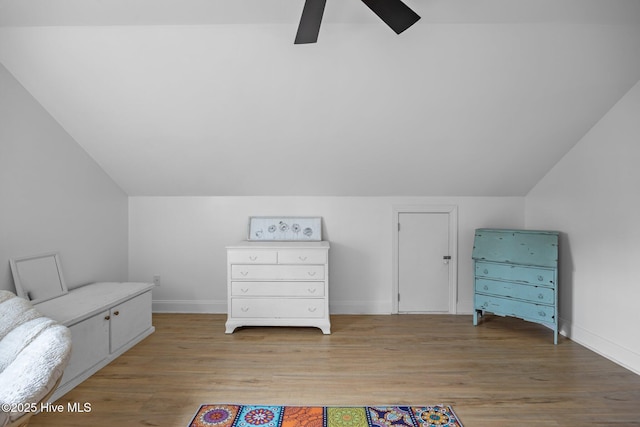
[{"left": 30, "top": 313, "right": 640, "bottom": 426}]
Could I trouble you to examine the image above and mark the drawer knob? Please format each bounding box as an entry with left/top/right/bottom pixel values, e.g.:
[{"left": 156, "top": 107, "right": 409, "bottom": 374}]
[
  {"left": 241, "top": 271, "right": 249, "bottom": 276},
  {"left": 299, "top": 256, "right": 308, "bottom": 261},
  {"left": 249, "top": 256, "right": 258, "bottom": 261},
  {"left": 104, "top": 315, "right": 111, "bottom": 320},
  {"left": 483, "top": 285, "right": 489, "bottom": 291},
  {"left": 537, "top": 275, "right": 544, "bottom": 281},
  {"left": 538, "top": 311, "right": 546, "bottom": 317},
  {"left": 241, "top": 288, "right": 249, "bottom": 293},
  {"left": 538, "top": 294, "right": 544, "bottom": 300},
  {"left": 483, "top": 269, "right": 489, "bottom": 275},
  {"left": 113, "top": 310, "right": 120, "bottom": 316},
  {"left": 241, "top": 307, "right": 249, "bottom": 312},
  {"left": 307, "top": 271, "right": 316, "bottom": 277},
  {"left": 308, "top": 307, "right": 317, "bottom": 312},
  {"left": 308, "top": 288, "right": 317, "bottom": 293}
]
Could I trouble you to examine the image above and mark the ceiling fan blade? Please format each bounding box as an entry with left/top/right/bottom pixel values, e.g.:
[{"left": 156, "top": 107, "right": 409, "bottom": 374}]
[
  {"left": 360, "top": 0, "right": 420, "bottom": 34},
  {"left": 294, "top": 0, "right": 327, "bottom": 44}
]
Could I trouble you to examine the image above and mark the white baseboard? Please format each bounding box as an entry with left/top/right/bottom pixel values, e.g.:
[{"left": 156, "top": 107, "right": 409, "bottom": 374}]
[
  {"left": 152, "top": 299, "right": 392, "bottom": 315},
  {"left": 152, "top": 299, "right": 226, "bottom": 313},
  {"left": 328, "top": 300, "right": 392, "bottom": 314},
  {"left": 560, "top": 317, "right": 640, "bottom": 376},
  {"left": 152, "top": 299, "right": 476, "bottom": 316}
]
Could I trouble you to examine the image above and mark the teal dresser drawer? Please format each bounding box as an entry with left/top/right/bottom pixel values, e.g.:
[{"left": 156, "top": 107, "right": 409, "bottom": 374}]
[
  {"left": 475, "top": 262, "right": 555, "bottom": 287},
  {"left": 472, "top": 229, "right": 559, "bottom": 344},
  {"left": 475, "top": 278, "right": 555, "bottom": 305},
  {"left": 472, "top": 229, "right": 558, "bottom": 267},
  {"left": 474, "top": 294, "right": 555, "bottom": 324}
]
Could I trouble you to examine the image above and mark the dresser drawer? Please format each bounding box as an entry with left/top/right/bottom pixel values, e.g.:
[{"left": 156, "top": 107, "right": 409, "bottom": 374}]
[
  {"left": 228, "top": 250, "right": 277, "bottom": 264},
  {"left": 278, "top": 250, "right": 327, "bottom": 264},
  {"left": 475, "top": 278, "right": 554, "bottom": 305},
  {"left": 475, "top": 294, "right": 555, "bottom": 323},
  {"left": 231, "top": 265, "right": 325, "bottom": 280},
  {"left": 475, "top": 262, "right": 555, "bottom": 287},
  {"left": 231, "top": 281, "right": 325, "bottom": 297},
  {"left": 231, "top": 298, "right": 325, "bottom": 318}
]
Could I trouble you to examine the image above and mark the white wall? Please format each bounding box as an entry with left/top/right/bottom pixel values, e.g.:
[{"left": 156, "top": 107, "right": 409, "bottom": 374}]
[
  {"left": 128, "top": 196, "right": 524, "bottom": 314},
  {"left": 0, "top": 63, "right": 128, "bottom": 292},
  {"left": 526, "top": 80, "right": 640, "bottom": 374}
]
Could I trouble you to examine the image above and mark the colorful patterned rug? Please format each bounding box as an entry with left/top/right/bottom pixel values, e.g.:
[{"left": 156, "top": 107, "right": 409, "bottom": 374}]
[{"left": 188, "top": 404, "right": 463, "bottom": 427}]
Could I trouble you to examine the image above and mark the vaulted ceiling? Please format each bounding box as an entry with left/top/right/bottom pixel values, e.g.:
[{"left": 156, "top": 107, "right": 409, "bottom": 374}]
[{"left": 2, "top": 0, "right": 640, "bottom": 196}]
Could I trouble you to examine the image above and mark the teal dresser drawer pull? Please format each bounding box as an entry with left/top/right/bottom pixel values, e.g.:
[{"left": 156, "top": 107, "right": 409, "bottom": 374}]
[
  {"left": 538, "top": 311, "right": 546, "bottom": 317},
  {"left": 537, "top": 275, "right": 544, "bottom": 281},
  {"left": 483, "top": 269, "right": 489, "bottom": 274},
  {"left": 483, "top": 285, "right": 489, "bottom": 291},
  {"left": 538, "top": 293, "right": 544, "bottom": 300}
]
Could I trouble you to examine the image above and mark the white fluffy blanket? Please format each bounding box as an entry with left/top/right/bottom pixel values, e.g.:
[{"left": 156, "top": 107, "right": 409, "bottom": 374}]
[{"left": 0, "top": 290, "right": 72, "bottom": 427}]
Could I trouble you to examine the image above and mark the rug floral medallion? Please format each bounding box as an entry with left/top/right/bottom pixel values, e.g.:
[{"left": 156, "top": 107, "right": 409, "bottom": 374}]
[{"left": 188, "top": 405, "right": 463, "bottom": 427}]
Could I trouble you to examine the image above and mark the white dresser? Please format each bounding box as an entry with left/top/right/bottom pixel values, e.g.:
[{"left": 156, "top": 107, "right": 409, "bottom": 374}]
[{"left": 225, "top": 241, "right": 330, "bottom": 334}]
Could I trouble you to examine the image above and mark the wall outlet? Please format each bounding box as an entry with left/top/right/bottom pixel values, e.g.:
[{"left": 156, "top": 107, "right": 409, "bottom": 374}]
[{"left": 153, "top": 275, "right": 161, "bottom": 286}]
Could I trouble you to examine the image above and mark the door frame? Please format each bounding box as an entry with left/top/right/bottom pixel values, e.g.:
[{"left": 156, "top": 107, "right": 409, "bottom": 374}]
[{"left": 392, "top": 205, "right": 458, "bottom": 314}]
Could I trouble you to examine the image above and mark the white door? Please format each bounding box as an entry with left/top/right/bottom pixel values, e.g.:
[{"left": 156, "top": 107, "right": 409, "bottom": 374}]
[{"left": 398, "top": 212, "right": 450, "bottom": 313}]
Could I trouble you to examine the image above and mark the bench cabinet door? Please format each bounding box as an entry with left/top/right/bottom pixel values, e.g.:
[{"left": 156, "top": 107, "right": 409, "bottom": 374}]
[
  {"left": 110, "top": 291, "right": 153, "bottom": 352},
  {"left": 62, "top": 311, "right": 110, "bottom": 386}
]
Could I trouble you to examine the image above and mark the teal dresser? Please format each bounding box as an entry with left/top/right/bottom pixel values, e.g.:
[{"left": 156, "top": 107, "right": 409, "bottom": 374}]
[{"left": 472, "top": 228, "right": 559, "bottom": 344}]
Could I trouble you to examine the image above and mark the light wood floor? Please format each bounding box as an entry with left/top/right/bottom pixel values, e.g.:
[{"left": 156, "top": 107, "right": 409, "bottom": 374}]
[{"left": 30, "top": 313, "right": 640, "bottom": 426}]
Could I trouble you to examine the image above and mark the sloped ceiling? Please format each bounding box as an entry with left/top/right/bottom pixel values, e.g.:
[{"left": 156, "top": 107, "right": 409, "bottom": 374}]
[{"left": 1, "top": 0, "right": 640, "bottom": 196}]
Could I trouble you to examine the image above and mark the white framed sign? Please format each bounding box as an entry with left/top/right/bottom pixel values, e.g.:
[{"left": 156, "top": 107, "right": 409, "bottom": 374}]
[{"left": 248, "top": 217, "right": 322, "bottom": 241}]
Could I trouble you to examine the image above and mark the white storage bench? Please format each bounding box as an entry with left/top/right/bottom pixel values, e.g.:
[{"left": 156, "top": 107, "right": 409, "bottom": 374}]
[
  {"left": 9, "top": 253, "right": 155, "bottom": 401},
  {"left": 34, "top": 282, "right": 155, "bottom": 400}
]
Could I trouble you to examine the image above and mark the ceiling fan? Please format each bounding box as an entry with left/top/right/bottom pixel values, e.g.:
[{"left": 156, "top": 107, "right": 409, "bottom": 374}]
[{"left": 294, "top": 0, "right": 420, "bottom": 44}]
